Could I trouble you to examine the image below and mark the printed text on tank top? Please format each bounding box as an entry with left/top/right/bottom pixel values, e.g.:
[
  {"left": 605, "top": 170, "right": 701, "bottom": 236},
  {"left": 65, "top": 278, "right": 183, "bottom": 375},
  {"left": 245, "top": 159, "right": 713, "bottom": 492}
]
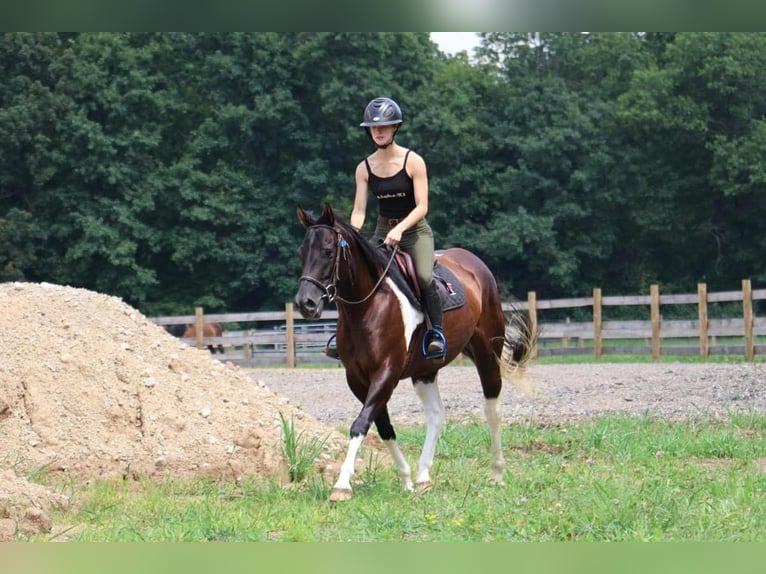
[{"left": 365, "top": 150, "right": 415, "bottom": 219}]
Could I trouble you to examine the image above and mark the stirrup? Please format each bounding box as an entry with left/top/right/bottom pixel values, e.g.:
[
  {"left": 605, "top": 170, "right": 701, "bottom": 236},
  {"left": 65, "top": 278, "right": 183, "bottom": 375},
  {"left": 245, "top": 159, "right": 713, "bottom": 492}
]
[
  {"left": 323, "top": 334, "right": 340, "bottom": 360},
  {"left": 422, "top": 328, "right": 446, "bottom": 359}
]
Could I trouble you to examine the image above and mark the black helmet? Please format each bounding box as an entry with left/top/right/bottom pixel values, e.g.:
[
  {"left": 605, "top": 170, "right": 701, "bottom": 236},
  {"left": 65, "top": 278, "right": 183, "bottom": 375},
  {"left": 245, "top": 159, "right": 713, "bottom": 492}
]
[{"left": 360, "top": 97, "right": 403, "bottom": 127}]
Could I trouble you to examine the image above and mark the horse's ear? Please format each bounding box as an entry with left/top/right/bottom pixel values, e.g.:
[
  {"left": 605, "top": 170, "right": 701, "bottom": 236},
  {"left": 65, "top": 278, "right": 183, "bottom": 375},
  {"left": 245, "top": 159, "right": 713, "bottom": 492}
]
[
  {"left": 296, "top": 206, "right": 310, "bottom": 228},
  {"left": 322, "top": 203, "right": 335, "bottom": 225}
]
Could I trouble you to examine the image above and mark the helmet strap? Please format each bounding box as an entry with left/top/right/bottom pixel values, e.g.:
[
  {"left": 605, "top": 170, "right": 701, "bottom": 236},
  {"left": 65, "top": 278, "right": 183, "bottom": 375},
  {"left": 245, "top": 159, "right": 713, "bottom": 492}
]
[{"left": 367, "top": 125, "right": 400, "bottom": 149}]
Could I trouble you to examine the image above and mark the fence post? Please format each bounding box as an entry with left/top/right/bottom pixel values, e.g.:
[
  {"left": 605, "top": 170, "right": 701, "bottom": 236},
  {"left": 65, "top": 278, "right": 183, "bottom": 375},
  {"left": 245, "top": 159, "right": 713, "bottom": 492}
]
[
  {"left": 593, "top": 287, "right": 602, "bottom": 360},
  {"left": 285, "top": 302, "right": 296, "bottom": 368},
  {"left": 650, "top": 284, "right": 660, "bottom": 360},
  {"left": 527, "top": 291, "right": 538, "bottom": 359},
  {"left": 697, "top": 283, "right": 708, "bottom": 359},
  {"left": 743, "top": 279, "right": 754, "bottom": 360},
  {"left": 194, "top": 306, "right": 204, "bottom": 350}
]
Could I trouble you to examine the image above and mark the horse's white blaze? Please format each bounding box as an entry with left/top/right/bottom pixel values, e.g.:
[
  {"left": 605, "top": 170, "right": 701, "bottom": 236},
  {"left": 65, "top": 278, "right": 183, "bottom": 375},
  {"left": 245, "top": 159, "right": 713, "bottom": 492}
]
[
  {"left": 484, "top": 397, "right": 505, "bottom": 484},
  {"left": 333, "top": 435, "right": 365, "bottom": 492},
  {"left": 413, "top": 377, "right": 444, "bottom": 485},
  {"left": 384, "top": 439, "right": 414, "bottom": 491},
  {"left": 386, "top": 278, "right": 423, "bottom": 350}
]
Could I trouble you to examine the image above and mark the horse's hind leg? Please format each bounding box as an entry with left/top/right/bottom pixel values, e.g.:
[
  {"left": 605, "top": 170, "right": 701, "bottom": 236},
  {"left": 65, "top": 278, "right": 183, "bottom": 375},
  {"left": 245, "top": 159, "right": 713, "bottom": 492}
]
[
  {"left": 466, "top": 340, "right": 506, "bottom": 485},
  {"left": 484, "top": 395, "right": 505, "bottom": 485},
  {"left": 412, "top": 375, "right": 445, "bottom": 490}
]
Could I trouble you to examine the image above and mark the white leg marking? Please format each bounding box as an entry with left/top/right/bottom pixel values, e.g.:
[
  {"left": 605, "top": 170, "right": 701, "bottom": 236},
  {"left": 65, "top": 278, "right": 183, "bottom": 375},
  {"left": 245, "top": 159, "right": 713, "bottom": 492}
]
[
  {"left": 384, "top": 439, "right": 414, "bottom": 491},
  {"left": 413, "top": 378, "right": 445, "bottom": 486},
  {"left": 386, "top": 278, "right": 424, "bottom": 349},
  {"left": 484, "top": 397, "right": 505, "bottom": 484},
  {"left": 332, "top": 435, "right": 365, "bottom": 492}
]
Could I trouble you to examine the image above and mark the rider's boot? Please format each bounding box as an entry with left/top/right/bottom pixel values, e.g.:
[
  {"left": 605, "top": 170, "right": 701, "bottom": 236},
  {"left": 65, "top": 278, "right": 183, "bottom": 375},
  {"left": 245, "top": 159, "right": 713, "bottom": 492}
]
[
  {"left": 323, "top": 333, "right": 340, "bottom": 360},
  {"left": 422, "top": 281, "right": 446, "bottom": 359}
]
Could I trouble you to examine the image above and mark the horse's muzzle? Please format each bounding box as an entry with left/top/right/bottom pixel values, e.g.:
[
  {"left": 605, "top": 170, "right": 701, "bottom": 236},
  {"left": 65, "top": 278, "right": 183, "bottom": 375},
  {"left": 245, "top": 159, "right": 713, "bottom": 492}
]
[{"left": 295, "top": 293, "right": 324, "bottom": 320}]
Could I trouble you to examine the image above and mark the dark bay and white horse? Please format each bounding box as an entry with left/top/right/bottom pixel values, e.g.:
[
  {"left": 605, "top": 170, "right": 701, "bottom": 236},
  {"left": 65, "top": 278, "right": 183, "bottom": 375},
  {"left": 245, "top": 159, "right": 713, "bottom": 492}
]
[{"left": 295, "top": 204, "right": 536, "bottom": 501}]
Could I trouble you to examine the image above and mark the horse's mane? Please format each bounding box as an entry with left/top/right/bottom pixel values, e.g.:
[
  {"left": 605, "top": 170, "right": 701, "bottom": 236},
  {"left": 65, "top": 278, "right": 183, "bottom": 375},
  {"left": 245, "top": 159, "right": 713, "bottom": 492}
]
[{"left": 315, "top": 209, "right": 421, "bottom": 309}]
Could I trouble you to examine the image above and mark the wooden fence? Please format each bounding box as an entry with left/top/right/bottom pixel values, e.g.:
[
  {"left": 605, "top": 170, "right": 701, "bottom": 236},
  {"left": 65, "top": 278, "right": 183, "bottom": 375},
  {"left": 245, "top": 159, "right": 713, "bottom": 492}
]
[
  {"left": 150, "top": 280, "right": 766, "bottom": 366},
  {"left": 511, "top": 279, "right": 766, "bottom": 360}
]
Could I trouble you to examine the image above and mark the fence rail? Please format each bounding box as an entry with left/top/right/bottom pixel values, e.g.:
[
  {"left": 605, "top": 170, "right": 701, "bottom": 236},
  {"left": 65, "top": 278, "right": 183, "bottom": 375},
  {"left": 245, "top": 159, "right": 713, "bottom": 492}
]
[{"left": 150, "top": 280, "right": 765, "bottom": 366}]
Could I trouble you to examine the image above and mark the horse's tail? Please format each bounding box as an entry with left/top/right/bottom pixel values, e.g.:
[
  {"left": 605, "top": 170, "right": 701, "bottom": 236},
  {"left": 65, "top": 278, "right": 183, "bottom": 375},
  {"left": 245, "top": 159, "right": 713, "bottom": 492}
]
[{"left": 499, "top": 304, "right": 539, "bottom": 397}]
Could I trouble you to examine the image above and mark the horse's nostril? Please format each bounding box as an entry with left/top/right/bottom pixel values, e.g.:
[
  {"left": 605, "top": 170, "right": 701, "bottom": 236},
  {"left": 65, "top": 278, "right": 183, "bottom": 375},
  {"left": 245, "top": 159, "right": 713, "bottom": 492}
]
[{"left": 297, "top": 298, "right": 317, "bottom": 317}]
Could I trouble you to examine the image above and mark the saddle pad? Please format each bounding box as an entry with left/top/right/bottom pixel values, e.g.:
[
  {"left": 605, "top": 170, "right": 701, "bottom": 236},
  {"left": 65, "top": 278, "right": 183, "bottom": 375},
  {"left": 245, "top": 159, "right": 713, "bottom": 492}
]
[{"left": 433, "top": 263, "right": 465, "bottom": 312}]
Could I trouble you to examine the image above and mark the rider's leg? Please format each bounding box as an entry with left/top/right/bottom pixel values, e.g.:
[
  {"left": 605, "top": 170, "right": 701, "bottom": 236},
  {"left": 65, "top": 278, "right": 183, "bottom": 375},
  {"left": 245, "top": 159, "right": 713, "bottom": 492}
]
[{"left": 404, "top": 220, "right": 446, "bottom": 359}]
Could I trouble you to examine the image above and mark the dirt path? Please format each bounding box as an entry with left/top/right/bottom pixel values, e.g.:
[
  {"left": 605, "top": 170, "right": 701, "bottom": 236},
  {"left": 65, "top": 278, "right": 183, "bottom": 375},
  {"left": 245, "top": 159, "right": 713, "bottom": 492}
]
[{"left": 247, "top": 361, "right": 766, "bottom": 426}]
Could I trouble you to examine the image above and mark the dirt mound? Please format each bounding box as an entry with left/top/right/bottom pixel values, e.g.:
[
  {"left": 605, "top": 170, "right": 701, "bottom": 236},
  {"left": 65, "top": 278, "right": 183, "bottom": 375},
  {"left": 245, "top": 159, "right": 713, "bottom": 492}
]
[{"left": 0, "top": 282, "right": 349, "bottom": 539}]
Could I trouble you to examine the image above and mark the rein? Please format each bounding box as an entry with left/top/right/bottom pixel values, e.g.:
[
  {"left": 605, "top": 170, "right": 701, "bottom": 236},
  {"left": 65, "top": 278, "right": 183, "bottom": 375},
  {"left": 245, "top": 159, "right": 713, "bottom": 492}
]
[{"left": 299, "top": 225, "right": 398, "bottom": 306}]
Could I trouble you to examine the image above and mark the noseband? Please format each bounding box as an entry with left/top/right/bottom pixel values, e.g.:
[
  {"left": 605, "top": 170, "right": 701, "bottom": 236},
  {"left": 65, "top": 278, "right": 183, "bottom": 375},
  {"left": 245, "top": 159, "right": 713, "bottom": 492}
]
[
  {"left": 298, "top": 225, "right": 346, "bottom": 303},
  {"left": 299, "top": 225, "right": 397, "bottom": 306}
]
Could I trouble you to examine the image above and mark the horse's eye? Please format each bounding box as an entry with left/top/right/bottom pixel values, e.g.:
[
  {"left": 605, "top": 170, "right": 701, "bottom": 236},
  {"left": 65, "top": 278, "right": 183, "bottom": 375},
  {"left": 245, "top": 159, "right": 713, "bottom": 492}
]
[{"left": 323, "top": 249, "right": 334, "bottom": 258}]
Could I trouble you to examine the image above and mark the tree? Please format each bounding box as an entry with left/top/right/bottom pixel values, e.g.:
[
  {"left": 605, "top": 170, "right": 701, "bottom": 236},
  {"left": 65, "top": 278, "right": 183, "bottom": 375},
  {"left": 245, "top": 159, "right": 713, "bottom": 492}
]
[{"left": 617, "top": 32, "right": 766, "bottom": 290}]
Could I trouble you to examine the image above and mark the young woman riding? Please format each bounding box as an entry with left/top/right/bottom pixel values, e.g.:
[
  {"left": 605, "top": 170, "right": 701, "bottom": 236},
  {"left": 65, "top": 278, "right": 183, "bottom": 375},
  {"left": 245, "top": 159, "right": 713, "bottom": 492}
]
[{"left": 326, "top": 96, "right": 445, "bottom": 359}]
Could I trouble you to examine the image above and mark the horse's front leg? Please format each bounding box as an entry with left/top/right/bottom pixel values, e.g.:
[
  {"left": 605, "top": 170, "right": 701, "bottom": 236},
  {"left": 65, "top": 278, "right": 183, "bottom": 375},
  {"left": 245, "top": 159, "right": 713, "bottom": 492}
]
[
  {"left": 412, "top": 375, "right": 445, "bottom": 491},
  {"left": 374, "top": 407, "right": 413, "bottom": 492},
  {"left": 330, "top": 374, "right": 398, "bottom": 502},
  {"left": 330, "top": 434, "right": 365, "bottom": 501}
]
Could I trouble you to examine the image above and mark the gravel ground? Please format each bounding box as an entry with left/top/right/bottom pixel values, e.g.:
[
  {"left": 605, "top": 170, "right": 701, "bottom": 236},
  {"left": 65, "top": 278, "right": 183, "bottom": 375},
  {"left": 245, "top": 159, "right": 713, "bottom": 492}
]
[{"left": 248, "top": 362, "right": 766, "bottom": 426}]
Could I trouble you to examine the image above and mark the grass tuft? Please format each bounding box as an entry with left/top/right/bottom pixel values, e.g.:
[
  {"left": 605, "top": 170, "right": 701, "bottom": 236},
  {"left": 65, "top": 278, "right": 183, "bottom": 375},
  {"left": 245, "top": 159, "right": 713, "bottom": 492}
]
[{"left": 278, "top": 411, "right": 329, "bottom": 483}]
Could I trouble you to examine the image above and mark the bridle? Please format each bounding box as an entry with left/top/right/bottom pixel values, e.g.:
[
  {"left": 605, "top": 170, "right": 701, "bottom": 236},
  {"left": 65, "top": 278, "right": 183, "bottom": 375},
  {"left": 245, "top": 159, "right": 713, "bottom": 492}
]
[{"left": 299, "top": 225, "right": 398, "bottom": 306}]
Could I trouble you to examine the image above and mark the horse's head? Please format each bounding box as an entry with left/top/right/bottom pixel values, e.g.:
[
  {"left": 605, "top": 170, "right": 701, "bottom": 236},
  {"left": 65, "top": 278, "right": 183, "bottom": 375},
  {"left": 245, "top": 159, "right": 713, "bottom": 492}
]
[
  {"left": 295, "top": 203, "right": 341, "bottom": 319},
  {"left": 164, "top": 324, "right": 188, "bottom": 337}
]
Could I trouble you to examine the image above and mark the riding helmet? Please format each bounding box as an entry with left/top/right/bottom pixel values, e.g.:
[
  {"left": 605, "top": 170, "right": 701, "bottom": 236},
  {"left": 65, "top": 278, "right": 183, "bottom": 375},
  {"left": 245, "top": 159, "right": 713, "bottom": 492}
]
[{"left": 360, "top": 97, "right": 403, "bottom": 127}]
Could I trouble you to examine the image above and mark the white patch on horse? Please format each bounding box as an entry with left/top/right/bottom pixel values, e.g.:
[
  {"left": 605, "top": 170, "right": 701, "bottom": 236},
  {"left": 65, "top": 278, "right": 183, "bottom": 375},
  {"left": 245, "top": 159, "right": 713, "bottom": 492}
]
[
  {"left": 385, "top": 277, "right": 423, "bottom": 349},
  {"left": 412, "top": 377, "right": 444, "bottom": 486},
  {"left": 333, "top": 434, "right": 365, "bottom": 492}
]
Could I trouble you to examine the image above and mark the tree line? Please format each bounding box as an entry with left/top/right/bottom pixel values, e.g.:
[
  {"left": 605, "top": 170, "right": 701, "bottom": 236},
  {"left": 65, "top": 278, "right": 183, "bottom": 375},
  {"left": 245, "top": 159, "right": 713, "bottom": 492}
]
[{"left": 1, "top": 32, "right": 765, "bottom": 316}]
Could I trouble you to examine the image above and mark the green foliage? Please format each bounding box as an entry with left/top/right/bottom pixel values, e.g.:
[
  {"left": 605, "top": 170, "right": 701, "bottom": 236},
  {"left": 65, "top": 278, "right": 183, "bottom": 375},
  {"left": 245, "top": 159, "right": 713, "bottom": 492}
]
[
  {"left": 1, "top": 32, "right": 765, "bottom": 313},
  {"left": 278, "top": 412, "right": 329, "bottom": 483}
]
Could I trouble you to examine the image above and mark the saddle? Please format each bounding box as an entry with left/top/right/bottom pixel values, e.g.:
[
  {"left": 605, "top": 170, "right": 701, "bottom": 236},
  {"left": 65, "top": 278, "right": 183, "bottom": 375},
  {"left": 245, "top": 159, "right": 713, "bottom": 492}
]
[
  {"left": 392, "top": 250, "right": 466, "bottom": 312},
  {"left": 324, "top": 246, "right": 464, "bottom": 361}
]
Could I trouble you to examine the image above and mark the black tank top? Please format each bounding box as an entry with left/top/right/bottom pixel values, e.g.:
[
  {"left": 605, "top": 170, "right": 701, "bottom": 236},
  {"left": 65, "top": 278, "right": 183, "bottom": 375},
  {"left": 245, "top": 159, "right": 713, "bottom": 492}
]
[{"left": 366, "top": 150, "right": 415, "bottom": 219}]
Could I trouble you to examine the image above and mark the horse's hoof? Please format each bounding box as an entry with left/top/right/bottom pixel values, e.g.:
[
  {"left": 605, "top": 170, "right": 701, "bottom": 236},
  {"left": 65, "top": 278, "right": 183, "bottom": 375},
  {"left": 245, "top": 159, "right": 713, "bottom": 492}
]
[
  {"left": 489, "top": 476, "right": 506, "bottom": 486},
  {"left": 329, "top": 488, "right": 352, "bottom": 502},
  {"left": 415, "top": 481, "right": 433, "bottom": 493}
]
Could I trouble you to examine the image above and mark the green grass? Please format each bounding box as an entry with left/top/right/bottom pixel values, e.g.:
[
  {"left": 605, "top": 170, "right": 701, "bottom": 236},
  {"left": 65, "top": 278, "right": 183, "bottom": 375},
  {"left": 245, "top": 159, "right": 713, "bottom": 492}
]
[{"left": 22, "top": 412, "right": 766, "bottom": 542}]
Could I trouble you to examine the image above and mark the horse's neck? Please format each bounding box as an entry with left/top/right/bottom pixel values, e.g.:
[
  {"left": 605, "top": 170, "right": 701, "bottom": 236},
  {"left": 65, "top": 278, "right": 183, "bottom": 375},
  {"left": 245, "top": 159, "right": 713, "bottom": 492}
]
[{"left": 336, "top": 243, "right": 382, "bottom": 307}]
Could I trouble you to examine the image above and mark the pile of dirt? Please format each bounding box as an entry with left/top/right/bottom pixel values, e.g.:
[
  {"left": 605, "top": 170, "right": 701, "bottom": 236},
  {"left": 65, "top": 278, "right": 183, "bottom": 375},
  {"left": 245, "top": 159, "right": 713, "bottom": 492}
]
[{"left": 0, "top": 282, "right": 350, "bottom": 539}]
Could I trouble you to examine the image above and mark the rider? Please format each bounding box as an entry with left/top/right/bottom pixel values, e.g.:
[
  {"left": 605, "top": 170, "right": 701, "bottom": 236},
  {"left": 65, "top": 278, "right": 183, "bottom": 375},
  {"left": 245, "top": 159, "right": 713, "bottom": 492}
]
[{"left": 325, "top": 96, "right": 446, "bottom": 360}]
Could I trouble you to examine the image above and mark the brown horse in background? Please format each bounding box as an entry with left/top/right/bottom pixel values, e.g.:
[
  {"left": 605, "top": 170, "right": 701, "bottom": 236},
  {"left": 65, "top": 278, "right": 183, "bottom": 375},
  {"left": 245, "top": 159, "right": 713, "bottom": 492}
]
[
  {"left": 295, "top": 204, "right": 537, "bottom": 501},
  {"left": 165, "top": 322, "right": 225, "bottom": 354}
]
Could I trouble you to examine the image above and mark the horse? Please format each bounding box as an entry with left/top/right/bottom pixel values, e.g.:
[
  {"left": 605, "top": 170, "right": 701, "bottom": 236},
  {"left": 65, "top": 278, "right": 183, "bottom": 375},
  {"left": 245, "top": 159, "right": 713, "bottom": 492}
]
[
  {"left": 295, "top": 204, "right": 537, "bottom": 501},
  {"left": 164, "top": 322, "right": 225, "bottom": 354}
]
